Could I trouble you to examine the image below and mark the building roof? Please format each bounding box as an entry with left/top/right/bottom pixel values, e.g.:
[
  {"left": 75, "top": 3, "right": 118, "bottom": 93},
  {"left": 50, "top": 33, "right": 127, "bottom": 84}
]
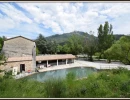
[
  {"left": 5, "top": 36, "right": 34, "bottom": 42},
  {"left": 36, "top": 54, "right": 76, "bottom": 61},
  {"left": 6, "top": 54, "right": 76, "bottom": 62}
]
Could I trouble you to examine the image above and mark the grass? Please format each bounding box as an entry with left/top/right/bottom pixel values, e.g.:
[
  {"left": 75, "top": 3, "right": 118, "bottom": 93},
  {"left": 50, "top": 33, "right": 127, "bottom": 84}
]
[{"left": 0, "top": 67, "right": 130, "bottom": 98}]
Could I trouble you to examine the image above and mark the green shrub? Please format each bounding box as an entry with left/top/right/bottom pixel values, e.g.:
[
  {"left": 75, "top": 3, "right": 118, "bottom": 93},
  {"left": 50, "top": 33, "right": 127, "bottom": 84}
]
[
  {"left": 0, "top": 78, "right": 45, "bottom": 98},
  {"left": 120, "top": 80, "right": 130, "bottom": 92},
  {"left": 3, "top": 70, "right": 13, "bottom": 79},
  {"left": 97, "top": 71, "right": 111, "bottom": 81},
  {"left": 44, "top": 78, "right": 66, "bottom": 98},
  {"left": 94, "top": 52, "right": 100, "bottom": 57},
  {"left": 66, "top": 72, "right": 76, "bottom": 81},
  {"left": 112, "top": 67, "right": 128, "bottom": 74},
  {"left": 0, "top": 70, "right": 4, "bottom": 72}
]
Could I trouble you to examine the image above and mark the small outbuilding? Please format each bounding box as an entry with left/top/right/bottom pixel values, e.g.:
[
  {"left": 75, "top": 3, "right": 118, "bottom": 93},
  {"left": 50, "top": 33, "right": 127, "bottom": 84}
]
[{"left": 36, "top": 54, "right": 76, "bottom": 68}]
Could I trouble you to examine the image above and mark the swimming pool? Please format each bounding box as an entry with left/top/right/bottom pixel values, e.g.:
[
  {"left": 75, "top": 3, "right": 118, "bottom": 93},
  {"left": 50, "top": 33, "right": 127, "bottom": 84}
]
[{"left": 25, "top": 67, "right": 97, "bottom": 82}]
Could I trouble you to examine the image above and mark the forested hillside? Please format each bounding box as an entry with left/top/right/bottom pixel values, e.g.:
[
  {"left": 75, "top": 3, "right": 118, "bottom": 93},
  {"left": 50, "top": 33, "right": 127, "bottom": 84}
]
[
  {"left": 46, "top": 31, "right": 125, "bottom": 45},
  {"left": 46, "top": 31, "right": 90, "bottom": 45}
]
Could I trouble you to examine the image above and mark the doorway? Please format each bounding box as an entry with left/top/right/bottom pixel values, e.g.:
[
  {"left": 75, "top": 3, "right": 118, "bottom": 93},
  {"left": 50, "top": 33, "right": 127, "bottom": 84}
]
[{"left": 20, "top": 64, "right": 25, "bottom": 73}]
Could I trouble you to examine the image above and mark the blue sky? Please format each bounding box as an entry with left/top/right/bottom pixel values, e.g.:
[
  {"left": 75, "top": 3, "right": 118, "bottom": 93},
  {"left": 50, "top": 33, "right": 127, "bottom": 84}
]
[{"left": 0, "top": 2, "right": 130, "bottom": 39}]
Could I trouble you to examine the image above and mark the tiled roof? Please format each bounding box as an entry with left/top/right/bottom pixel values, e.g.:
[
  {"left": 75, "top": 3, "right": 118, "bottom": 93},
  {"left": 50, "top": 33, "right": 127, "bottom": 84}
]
[
  {"left": 36, "top": 54, "right": 76, "bottom": 61},
  {"left": 5, "top": 36, "right": 34, "bottom": 42},
  {"left": 6, "top": 54, "right": 76, "bottom": 62}
]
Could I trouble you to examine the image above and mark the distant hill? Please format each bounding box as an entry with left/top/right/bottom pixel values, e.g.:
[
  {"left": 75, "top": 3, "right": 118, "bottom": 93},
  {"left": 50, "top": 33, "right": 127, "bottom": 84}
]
[
  {"left": 46, "top": 31, "right": 91, "bottom": 45},
  {"left": 114, "top": 34, "right": 125, "bottom": 40},
  {"left": 46, "top": 31, "right": 125, "bottom": 45}
]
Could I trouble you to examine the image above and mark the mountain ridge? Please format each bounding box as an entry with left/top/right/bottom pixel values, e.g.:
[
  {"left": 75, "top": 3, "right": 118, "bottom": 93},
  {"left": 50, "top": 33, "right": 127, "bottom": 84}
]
[{"left": 46, "top": 31, "right": 125, "bottom": 45}]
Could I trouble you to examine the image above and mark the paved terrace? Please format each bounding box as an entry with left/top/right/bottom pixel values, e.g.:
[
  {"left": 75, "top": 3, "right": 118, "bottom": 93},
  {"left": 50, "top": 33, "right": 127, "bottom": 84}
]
[
  {"left": 38, "top": 60, "right": 130, "bottom": 72},
  {"left": 14, "top": 60, "right": 130, "bottom": 79}
]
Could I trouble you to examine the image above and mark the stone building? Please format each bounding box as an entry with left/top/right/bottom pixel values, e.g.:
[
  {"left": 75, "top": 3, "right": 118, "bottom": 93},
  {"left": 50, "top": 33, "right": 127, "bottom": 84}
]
[
  {"left": 2, "top": 36, "right": 36, "bottom": 58},
  {"left": 0, "top": 36, "right": 76, "bottom": 73},
  {"left": 3, "top": 54, "right": 76, "bottom": 72},
  {"left": 1, "top": 36, "right": 36, "bottom": 72}
]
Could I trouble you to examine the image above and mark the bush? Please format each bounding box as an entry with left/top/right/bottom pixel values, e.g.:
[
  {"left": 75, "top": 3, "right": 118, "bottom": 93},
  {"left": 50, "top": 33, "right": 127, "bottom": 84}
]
[
  {"left": 94, "top": 52, "right": 100, "bottom": 57},
  {"left": 66, "top": 72, "right": 76, "bottom": 81},
  {"left": 0, "top": 78, "right": 45, "bottom": 98},
  {"left": 112, "top": 67, "right": 128, "bottom": 75},
  {"left": 44, "top": 78, "right": 66, "bottom": 98},
  {"left": 0, "top": 70, "right": 4, "bottom": 72},
  {"left": 3, "top": 70, "right": 13, "bottom": 79},
  {"left": 120, "top": 80, "right": 130, "bottom": 92},
  {"left": 97, "top": 71, "right": 111, "bottom": 81}
]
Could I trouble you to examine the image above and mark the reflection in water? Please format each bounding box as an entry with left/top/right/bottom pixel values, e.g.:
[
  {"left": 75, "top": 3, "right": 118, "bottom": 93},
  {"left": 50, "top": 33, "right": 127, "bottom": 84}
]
[{"left": 25, "top": 67, "right": 97, "bottom": 82}]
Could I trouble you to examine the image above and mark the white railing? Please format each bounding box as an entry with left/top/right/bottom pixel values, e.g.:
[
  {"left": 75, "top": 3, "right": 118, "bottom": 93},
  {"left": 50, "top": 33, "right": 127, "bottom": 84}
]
[
  {"left": 99, "top": 64, "right": 130, "bottom": 70},
  {"left": 100, "top": 64, "right": 120, "bottom": 69}
]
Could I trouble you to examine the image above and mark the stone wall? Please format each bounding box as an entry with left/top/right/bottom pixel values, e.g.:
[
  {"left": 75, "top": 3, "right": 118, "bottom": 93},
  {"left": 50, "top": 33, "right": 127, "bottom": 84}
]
[
  {"left": 32, "top": 42, "right": 36, "bottom": 71},
  {"left": 2, "top": 36, "right": 36, "bottom": 58},
  {"left": 1, "top": 36, "right": 37, "bottom": 72},
  {"left": 4, "top": 61, "right": 33, "bottom": 72}
]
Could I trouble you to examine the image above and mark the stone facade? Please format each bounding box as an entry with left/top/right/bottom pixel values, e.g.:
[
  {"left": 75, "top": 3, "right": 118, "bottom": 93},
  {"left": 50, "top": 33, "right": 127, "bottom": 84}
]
[
  {"left": 2, "top": 36, "right": 36, "bottom": 58},
  {"left": 1, "top": 36, "right": 36, "bottom": 72},
  {"left": 4, "top": 61, "right": 33, "bottom": 72}
]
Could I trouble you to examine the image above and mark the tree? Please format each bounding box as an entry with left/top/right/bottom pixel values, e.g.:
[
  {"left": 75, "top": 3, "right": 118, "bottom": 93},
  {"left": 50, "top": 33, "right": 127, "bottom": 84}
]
[
  {"left": 46, "top": 40, "right": 58, "bottom": 54},
  {"left": 35, "top": 34, "right": 47, "bottom": 54},
  {"left": 36, "top": 47, "right": 39, "bottom": 55},
  {"left": 67, "top": 34, "right": 83, "bottom": 55},
  {"left": 51, "top": 41, "right": 58, "bottom": 54},
  {"left": 83, "top": 31, "right": 98, "bottom": 61},
  {"left": 97, "top": 21, "right": 115, "bottom": 59},
  {"left": 0, "top": 36, "right": 6, "bottom": 63},
  {"left": 62, "top": 44, "right": 70, "bottom": 54},
  {"left": 57, "top": 45, "right": 63, "bottom": 54},
  {"left": 35, "top": 34, "right": 60, "bottom": 54},
  {"left": 0, "top": 37, "right": 4, "bottom": 51},
  {"left": 105, "top": 36, "right": 130, "bottom": 64}
]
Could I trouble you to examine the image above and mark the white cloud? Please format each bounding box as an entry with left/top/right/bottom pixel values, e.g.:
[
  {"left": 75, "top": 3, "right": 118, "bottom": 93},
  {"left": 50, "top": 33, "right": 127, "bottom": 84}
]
[
  {"left": 1, "top": 3, "right": 130, "bottom": 38},
  {"left": 100, "top": 3, "right": 130, "bottom": 18},
  {"left": 0, "top": 3, "right": 32, "bottom": 24},
  {"left": 17, "top": 3, "right": 63, "bottom": 34},
  {"left": 0, "top": 15, "right": 15, "bottom": 31}
]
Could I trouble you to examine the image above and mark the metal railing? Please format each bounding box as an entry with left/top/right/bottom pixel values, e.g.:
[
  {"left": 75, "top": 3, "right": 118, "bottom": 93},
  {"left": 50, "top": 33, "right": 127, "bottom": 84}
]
[{"left": 99, "top": 64, "right": 130, "bottom": 70}]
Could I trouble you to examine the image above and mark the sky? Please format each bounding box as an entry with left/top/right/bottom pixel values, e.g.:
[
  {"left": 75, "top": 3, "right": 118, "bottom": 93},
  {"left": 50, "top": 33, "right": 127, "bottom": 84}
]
[{"left": 0, "top": 2, "right": 130, "bottom": 39}]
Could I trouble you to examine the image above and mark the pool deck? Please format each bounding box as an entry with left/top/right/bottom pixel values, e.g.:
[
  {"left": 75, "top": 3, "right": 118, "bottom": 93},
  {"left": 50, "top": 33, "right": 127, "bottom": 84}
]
[
  {"left": 38, "top": 60, "right": 130, "bottom": 72},
  {"left": 14, "top": 60, "right": 130, "bottom": 79}
]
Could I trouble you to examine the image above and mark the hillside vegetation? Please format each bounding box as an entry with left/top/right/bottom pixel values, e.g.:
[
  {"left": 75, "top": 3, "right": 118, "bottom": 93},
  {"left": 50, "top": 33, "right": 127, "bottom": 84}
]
[
  {"left": 46, "top": 31, "right": 125, "bottom": 45},
  {"left": 46, "top": 31, "right": 90, "bottom": 45}
]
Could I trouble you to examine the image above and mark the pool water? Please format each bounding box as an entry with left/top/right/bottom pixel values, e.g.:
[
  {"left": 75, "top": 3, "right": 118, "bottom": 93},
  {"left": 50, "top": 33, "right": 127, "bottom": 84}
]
[{"left": 25, "top": 67, "right": 97, "bottom": 82}]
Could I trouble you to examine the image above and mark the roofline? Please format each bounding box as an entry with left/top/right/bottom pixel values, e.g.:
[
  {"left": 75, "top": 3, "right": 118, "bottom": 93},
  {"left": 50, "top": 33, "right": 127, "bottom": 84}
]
[
  {"left": 36, "top": 57, "right": 76, "bottom": 61},
  {"left": 5, "top": 36, "right": 35, "bottom": 42},
  {"left": 7, "top": 60, "right": 32, "bottom": 63},
  {"left": 6, "top": 55, "right": 76, "bottom": 62}
]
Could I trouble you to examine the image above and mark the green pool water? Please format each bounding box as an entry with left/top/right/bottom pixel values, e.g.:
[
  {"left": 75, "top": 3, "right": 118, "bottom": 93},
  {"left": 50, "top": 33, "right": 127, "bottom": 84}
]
[{"left": 25, "top": 67, "right": 97, "bottom": 82}]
